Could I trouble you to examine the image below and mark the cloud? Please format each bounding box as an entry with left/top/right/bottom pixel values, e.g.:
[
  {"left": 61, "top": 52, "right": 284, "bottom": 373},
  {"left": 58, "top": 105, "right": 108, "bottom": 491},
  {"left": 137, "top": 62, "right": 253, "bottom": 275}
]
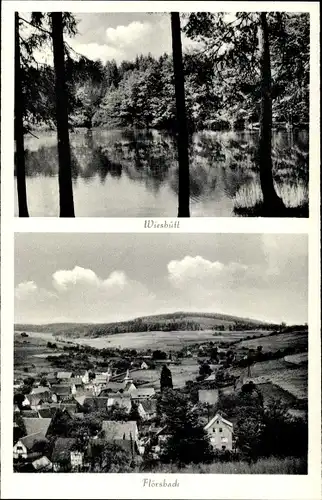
[
  {"left": 105, "top": 21, "right": 153, "bottom": 47},
  {"left": 15, "top": 266, "right": 156, "bottom": 323},
  {"left": 168, "top": 255, "right": 249, "bottom": 289}
]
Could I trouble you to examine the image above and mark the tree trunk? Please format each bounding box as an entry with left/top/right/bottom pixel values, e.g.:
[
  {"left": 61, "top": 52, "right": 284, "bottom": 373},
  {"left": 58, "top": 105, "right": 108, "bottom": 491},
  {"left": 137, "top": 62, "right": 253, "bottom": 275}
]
[
  {"left": 258, "top": 12, "right": 284, "bottom": 215},
  {"left": 51, "top": 12, "right": 75, "bottom": 217},
  {"left": 15, "top": 13, "right": 29, "bottom": 217},
  {"left": 171, "top": 12, "right": 190, "bottom": 217}
]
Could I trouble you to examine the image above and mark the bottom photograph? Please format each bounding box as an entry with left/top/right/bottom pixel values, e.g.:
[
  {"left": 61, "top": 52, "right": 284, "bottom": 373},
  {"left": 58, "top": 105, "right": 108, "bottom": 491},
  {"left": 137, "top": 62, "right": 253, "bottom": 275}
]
[{"left": 13, "top": 232, "right": 308, "bottom": 474}]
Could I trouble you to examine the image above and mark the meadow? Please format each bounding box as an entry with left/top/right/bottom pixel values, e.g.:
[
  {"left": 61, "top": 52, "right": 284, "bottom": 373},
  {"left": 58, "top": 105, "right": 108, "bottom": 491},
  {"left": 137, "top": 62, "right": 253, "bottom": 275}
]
[{"left": 238, "top": 331, "right": 308, "bottom": 352}]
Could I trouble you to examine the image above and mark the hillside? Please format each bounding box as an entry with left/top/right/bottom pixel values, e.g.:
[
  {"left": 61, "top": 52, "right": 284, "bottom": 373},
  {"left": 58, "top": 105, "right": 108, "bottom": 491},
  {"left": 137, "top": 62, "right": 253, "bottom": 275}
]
[{"left": 15, "top": 311, "right": 277, "bottom": 339}]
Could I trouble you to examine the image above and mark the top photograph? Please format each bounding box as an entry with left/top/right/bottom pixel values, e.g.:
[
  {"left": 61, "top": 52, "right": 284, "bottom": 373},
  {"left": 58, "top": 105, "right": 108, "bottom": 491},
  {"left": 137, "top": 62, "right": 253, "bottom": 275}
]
[{"left": 15, "top": 11, "right": 309, "bottom": 218}]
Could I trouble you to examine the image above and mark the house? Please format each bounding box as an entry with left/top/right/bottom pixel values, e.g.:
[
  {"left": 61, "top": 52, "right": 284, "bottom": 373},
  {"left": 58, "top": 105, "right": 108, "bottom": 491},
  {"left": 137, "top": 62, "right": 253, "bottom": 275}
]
[
  {"left": 51, "top": 385, "right": 72, "bottom": 401},
  {"left": 26, "top": 394, "right": 47, "bottom": 411},
  {"left": 198, "top": 389, "right": 219, "bottom": 406},
  {"left": 22, "top": 417, "right": 52, "bottom": 437},
  {"left": 74, "top": 394, "right": 87, "bottom": 407},
  {"left": 141, "top": 361, "right": 148, "bottom": 370},
  {"left": 100, "top": 382, "right": 124, "bottom": 395},
  {"left": 32, "top": 456, "right": 53, "bottom": 472},
  {"left": 50, "top": 403, "right": 78, "bottom": 415},
  {"left": 20, "top": 409, "right": 39, "bottom": 418},
  {"left": 130, "top": 387, "right": 155, "bottom": 401},
  {"left": 82, "top": 370, "right": 90, "bottom": 384},
  {"left": 83, "top": 396, "right": 110, "bottom": 412},
  {"left": 204, "top": 413, "right": 233, "bottom": 451},
  {"left": 30, "top": 387, "right": 52, "bottom": 399},
  {"left": 138, "top": 399, "right": 157, "bottom": 420},
  {"left": 56, "top": 371, "right": 73, "bottom": 380},
  {"left": 93, "top": 373, "right": 109, "bottom": 385},
  {"left": 100, "top": 420, "right": 139, "bottom": 448},
  {"left": 13, "top": 432, "right": 48, "bottom": 460},
  {"left": 124, "top": 381, "right": 137, "bottom": 393},
  {"left": 107, "top": 394, "right": 132, "bottom": 413},
  {"left": 51, "top": 437, "right": 79, "bottom": 471}
]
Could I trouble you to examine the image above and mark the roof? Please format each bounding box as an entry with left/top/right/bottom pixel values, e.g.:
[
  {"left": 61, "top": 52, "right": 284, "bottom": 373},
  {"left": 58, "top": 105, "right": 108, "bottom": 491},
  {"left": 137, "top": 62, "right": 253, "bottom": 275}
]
[
  {"left": 103, "top": 382, "right": 124, "bottom": 393},
  {"left": 38, "top": 408, "right": 56, "bottom": 419},
  {"left": 20, "top": 410, "right": 39, "bottom": 418},
  {"left": 74, "top": 394, "right": 87, "bottom": 406},
  {"left": 51, "top": 437, "right": 77, "bottom": 462},
  {"left": 204, "top": 413, "right": 233, "bottom": 431},
  {"left": 22, "top": 417, "right": 52, "bottom": 437},
  {"left": 56, "top": 372, "right": 73, "bottom": 379},
  {"left": 130, "top": 388, "right": 155, "bottom": 399},
  {"left": 198, "top": 389, "right": 219, "bottom": 405},
  {"left": 32, "top": 456, "right": 52, "bottom": 470},
  {"left": 69, "top": 377, "right": 83, "bottom": 386},
  {"left": 26, "top": 394, "right": 44, "bottom": 406},
  {"left": 31, "top": 387, "right": 52, "bottom": 395},
  {"left": 84, "top": 397, "right": 109, "bottom": 411},
  {"left": 101, "top": 421, "right": 137, "bottom": 441},
  {"left": 51, "top": 403, "right": 77, "bottom": 414},
  {"left": 140, "top": 399, "right": 157, "bottom": 414},
  {"left": 20, "top": 432, "right": 48, "bottom": 451},
  {"left": 51, "top": 385, "right": 72, "bottom": 395},
  {"left": 107, "top": 395, "right": 132, "bottom": 412}
]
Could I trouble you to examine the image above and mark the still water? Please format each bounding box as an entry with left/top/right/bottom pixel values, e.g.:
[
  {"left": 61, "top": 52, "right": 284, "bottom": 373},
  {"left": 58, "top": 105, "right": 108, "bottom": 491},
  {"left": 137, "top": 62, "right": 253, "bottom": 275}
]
[{"left": 14, "top": 128, "right": 308, "bottom": 217}]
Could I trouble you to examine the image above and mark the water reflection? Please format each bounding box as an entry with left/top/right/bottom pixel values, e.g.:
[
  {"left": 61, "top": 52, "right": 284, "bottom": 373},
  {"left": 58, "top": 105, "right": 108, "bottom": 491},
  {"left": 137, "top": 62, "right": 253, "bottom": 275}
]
[{"left": 14, "top": 128, "right": 309, "bottom": 217}]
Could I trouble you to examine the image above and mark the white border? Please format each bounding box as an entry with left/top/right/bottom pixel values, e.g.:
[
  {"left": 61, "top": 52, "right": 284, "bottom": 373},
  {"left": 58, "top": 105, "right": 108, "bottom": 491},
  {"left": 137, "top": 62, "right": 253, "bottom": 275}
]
[{"left": 1, "top": 1, "right": 321, "bottom": 499}]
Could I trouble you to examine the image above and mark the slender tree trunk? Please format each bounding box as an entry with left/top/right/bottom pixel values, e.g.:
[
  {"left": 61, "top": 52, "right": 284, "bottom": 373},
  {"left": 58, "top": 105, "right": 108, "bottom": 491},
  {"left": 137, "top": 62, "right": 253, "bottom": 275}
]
[
  {"left": 171, "top": 12, "right": 190, "bottom": 217},
  {"left": 258, "top": 12, "right": 284, "bottom": 214},
  {"left": 15, "top": 13, "right": 29, "bottom": 217},
  {"left": 51, "top": 12, "right": 75, "bottom": 217}
]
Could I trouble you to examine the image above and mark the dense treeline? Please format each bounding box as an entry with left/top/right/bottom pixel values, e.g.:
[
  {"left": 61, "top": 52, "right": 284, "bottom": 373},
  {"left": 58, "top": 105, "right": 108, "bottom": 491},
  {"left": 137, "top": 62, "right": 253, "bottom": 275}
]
[{"left": 22, "top": 12, "right": 309, "bottom": 133}]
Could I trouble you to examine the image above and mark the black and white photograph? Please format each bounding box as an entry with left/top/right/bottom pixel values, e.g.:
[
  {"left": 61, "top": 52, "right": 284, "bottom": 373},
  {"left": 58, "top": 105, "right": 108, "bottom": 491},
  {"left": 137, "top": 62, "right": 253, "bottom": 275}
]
[
  {"left": 14, "top": 11, "right": 309, "bottom": 217},
  {"left": 13, "top": 233, "right": 308, "bottom": 474}
]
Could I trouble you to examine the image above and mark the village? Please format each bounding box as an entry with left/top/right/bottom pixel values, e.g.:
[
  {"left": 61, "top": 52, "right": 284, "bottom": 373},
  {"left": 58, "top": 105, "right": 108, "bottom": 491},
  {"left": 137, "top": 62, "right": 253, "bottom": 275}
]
[{"left": 13, "top": 330, "right": 308, "bottom": 473}]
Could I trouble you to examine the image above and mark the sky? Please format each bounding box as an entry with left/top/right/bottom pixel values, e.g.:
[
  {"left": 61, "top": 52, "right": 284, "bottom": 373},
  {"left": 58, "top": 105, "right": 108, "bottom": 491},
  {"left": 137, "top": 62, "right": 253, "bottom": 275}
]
[
  {"left": 21, "top": 13, "right": 201, "bottom": 65},
  {"left": 14, "top": 233, "right": 308, "bottom": 325}
]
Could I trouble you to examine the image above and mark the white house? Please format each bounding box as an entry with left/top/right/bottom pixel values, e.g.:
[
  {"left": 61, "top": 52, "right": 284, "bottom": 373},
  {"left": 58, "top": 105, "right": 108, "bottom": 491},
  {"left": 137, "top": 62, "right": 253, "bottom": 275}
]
[
  {"left": 82, "top": 370, "right": 90, "bottom": 384},
  {"left": 204, "top": 413, "right": 233, "bottom": 451},
  {"left": 141, "top": 361, "right": 148, "bottom": 370},
  {"left": 13, "top": 432, "right": 48, "bottom": 460}
]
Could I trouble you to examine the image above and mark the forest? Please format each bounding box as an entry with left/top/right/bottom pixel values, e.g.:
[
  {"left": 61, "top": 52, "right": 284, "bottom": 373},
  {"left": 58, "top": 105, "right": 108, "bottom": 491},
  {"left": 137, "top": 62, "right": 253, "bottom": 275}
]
[{"left": 15, "top": 12, "right": 309, "bottom": 217}]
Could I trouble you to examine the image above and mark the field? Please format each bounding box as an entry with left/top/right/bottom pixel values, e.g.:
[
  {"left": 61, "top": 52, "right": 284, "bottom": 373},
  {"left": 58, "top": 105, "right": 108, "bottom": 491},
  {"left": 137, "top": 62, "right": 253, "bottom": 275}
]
[
  {"left": 71, "top": 329, "right": 272, "bottom": 351},
  {"left": 238, "top": 331, "right": 308, "bottom": 352},
  {"left": 14, "top": 333, "right": 68, "bottom": 378},
  {"left": 131, "top": 360, "right": 200, "bottom": 389}
]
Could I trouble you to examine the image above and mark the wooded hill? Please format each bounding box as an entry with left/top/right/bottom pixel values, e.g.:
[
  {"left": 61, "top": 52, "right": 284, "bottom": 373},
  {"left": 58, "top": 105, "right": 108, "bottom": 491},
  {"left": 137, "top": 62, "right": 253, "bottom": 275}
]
[{"left": 15, "top": 311, "right": 278, "bottom": 338}]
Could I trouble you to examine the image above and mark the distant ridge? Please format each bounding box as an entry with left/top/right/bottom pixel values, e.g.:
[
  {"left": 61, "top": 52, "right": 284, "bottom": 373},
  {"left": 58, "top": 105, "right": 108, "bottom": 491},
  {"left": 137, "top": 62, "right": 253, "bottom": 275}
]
[{"left": 15, "top": 311, "right": 277, "bottom": 339}]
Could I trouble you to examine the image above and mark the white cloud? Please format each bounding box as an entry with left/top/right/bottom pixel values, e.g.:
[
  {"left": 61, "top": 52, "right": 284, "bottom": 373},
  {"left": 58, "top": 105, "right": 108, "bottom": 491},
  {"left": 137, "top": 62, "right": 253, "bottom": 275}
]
[
  {"left": 15, "top": 266, "right": 156, "bottom": 323},
  {"left": 15, "top": 281, "right": 38, "bottom": 299},
  {"left": 168, "top": 255, "right": 249, "bottom": 289},
  {"left": 105, "top": 21, "right": 153, "bottom": 48}
]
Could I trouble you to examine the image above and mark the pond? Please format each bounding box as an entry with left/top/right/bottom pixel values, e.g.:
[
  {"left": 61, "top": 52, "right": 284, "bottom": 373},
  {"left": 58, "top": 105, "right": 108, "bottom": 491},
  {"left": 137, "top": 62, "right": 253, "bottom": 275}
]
[{"left": 14, "top": 128, "right": 309, "bottom": 217}]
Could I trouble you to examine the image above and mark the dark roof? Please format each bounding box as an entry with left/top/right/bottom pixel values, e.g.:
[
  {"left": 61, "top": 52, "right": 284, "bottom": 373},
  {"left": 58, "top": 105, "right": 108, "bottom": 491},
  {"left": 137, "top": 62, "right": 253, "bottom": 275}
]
[
  {"left": 20, "top": 410, "right": 39, "bottom": 418},
  {"left": 51, "top": 385, "right": 72, "bottom": 395},
  {"left": 22, "top": 417, "right": 52, "bottom": 437},
  {"left": 51, "top": 403, "right": 77, "bottom": 414},
  {"left": 140, "top": 399, "right": 157, "bottom": 414},
  {"left": 83, "top": 397, "right": 109, "bottom": 411},
  {"left": 51, "top": 437, "right": 77, "bottom": 462},
  {"left": 38, "top": 408, "right": 56, "bottom": 419},
  {"left": 87, "top": 438, "right": 134, "bottom": 457},
  {"left": 20, "top": 432, "right": 48, "bottom": 451}
]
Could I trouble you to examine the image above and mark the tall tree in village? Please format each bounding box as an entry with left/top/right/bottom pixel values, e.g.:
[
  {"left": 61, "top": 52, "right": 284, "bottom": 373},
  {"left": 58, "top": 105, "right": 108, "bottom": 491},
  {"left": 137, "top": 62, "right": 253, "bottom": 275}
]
[
  {"left": 15, "top": 13, "right": 29, "bottom": 217},
  {"left": 257, "top": 12, "right": 284, "bottom": 214},
  {"left": 51, "top": 12, "right": 75, "bottom": 217},
  {"left": 160, "top": 364, "right": 173, "bottom": 392},
  {"left": 171, "top": 12, "right": 190, "bottom": 217}
]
